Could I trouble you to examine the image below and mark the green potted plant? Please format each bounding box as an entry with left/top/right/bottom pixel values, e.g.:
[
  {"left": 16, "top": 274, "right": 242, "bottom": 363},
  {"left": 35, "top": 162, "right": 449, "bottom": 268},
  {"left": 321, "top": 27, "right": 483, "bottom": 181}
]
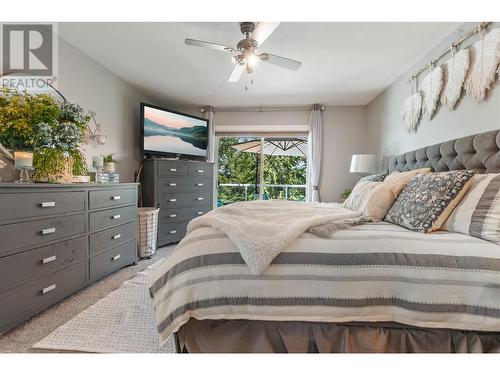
[
  {"left": 0, "top": 87, "right": 92, "bottom": 183},
  {"left": 340, "top": 188, "right": 352, "bottom": 202},
  {"left": 102, "top": 153, "right": 118, "bottom": 173},
  {"left": 0, "top": 87, "right": 60, "bottom": 181}
]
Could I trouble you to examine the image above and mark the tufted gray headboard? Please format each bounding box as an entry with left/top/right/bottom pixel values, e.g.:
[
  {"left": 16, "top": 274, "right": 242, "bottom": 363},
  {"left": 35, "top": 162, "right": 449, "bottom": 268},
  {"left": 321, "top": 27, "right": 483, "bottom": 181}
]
[{"left": 387, "top": 130, "right": 500, "bottom": 174}]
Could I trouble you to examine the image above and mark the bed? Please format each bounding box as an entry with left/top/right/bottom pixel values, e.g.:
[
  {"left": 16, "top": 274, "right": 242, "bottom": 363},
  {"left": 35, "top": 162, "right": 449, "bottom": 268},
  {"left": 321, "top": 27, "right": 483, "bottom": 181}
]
[{"left": 149, "top": 129, "right": 500, "bottom": 353}]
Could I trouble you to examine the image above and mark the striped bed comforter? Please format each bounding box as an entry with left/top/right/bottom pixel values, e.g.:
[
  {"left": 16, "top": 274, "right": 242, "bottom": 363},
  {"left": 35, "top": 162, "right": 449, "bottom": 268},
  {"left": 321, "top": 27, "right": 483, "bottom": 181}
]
[{"left": 149, "top": 221, "right": 500, "bottom": 345}]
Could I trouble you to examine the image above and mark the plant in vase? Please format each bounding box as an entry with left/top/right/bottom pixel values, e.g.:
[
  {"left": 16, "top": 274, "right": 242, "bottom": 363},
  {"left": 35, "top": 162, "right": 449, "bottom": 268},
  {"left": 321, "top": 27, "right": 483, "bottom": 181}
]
[
  {"left": 0, "top": 87, "right": 60, "bottom": 182},
  {"left": 102, "top": 153, "right": 118, "bottom": 174},
  {"left": 0, "top": 87, "right": 92, "bottom": 183}
]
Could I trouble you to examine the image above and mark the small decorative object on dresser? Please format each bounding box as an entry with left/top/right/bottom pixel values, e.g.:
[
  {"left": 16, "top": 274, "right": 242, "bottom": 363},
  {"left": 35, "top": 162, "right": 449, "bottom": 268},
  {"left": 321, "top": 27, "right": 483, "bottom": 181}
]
[
  {"left": 142, "top": 159, "right": 214, "bottom": 246},
  {"left": 0, "top": 182, "right": 138, "bottom": 333},
  {"left": 13, "top": 151, "right": 34, "bottom": 183},
  {"left": 102, "top": 153, "right": 118, "bottom": 174}
]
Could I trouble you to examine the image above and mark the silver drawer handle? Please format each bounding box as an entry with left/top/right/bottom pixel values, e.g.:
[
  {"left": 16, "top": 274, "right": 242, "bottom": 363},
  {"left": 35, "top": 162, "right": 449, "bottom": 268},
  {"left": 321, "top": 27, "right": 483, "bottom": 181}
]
[
  {"left": 112, "top": 195, "right": 121, "bottom": 200},
  {"left": 113, "top": 234, "right": 121, "bottom": 240},
  {"left": 42, "top": 284, "right": 56, "bottom": 294},
  {"left": 170, "top": 230, "right": 177, "bottom": 234},
  {"left": 42, "top": 227, "right": 56, "bottom": 235},
  {"left": 169, "top": 168, "right": 177, "bottom": 172},
  {"left": 196, "top": 183, "right": 204, "bottom": 186},
  {"left": 112, "top": 254, "right": 121, "bottom": 261},
  {"left": 169, "top": 214, "right": 177, "bottom": 218},
  {"left": 42, "top": 255, "right": 56, "bottom": 264},
  {"left": 197, "top": 197, "right": 204, "bottom": 201},
  {"left": 169, "top": 183, "right": 177, "bottom": 186},
  {"left": 197, "top": 211, "right": 204, "bottom": 215},
  {"left": 41, "top": 201, "right": 56, "bottom": 208},
  {"left": 169, "top": 198, "right": 177, "bottom": 202},
  {"left": 112, "top": 214, "right": 121, "bottom": 219},
  {"left": 197, "top": 169, "right": 204, "bottom": 173}
]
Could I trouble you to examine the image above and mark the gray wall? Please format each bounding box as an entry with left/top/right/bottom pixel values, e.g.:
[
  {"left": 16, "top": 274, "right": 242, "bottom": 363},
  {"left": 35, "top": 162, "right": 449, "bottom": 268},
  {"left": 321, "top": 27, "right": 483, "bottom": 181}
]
[
  {"left": 321, "top": 106, "right": 366, "bottom": 202},
  {"left": 57, "top": 36, "right": 153, "bottom": 182},
  {"left": 366, "top": 23, "right": 500, "bottom": 170}
]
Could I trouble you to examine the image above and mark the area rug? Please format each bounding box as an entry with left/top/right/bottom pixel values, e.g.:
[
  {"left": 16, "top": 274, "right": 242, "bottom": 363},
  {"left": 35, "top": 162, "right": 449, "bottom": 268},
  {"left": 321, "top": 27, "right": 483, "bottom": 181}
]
[{"left": 33, "top": 260, "right": 175, "bottom": 353}]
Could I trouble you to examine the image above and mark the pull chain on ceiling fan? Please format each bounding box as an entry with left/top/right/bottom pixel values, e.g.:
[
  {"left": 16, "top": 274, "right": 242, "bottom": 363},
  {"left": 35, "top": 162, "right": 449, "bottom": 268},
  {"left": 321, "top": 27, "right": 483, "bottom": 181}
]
[{"left": 185, "top": 22, "right": 302, "bottom": 89}]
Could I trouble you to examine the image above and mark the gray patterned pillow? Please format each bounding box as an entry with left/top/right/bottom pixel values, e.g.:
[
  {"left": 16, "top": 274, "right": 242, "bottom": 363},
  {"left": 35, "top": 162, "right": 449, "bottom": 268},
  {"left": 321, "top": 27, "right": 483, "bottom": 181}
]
[
  {"left": 359, "top": 172, "right": 388, "bottom": 183},
  {"left": 385, "top": 170, "right": 476, "bottom": 233}
]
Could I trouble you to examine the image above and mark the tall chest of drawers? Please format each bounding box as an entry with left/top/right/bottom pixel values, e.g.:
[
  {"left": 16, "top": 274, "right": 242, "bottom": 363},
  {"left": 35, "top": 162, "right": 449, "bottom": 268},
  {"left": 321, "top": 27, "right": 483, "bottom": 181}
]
[
  {"left": 142, "top": 159, "right": 214, "bottom": 246},
  {"left": 0, "top": 183, "right": 138, "bottom": 333}
]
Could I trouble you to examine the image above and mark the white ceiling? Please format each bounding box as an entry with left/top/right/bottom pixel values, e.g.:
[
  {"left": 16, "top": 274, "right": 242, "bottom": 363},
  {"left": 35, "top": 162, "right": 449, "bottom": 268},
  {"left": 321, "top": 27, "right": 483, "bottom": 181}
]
[{"left": 58, "top": 22, "right": 459, "bottom": 107}]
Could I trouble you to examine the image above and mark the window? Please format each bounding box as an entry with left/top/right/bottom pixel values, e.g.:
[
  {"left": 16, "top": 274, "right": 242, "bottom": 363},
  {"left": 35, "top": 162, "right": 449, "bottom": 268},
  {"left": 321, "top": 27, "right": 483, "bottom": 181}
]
[{"left": 217, "top": 136, "right": 307, "bottom": 206}]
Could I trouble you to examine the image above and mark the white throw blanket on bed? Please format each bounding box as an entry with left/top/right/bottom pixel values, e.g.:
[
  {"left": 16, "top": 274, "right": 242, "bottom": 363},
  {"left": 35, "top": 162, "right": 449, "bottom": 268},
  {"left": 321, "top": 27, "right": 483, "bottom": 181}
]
[{"left": 187, "top": 200, "right": 368, "bottom": 274}]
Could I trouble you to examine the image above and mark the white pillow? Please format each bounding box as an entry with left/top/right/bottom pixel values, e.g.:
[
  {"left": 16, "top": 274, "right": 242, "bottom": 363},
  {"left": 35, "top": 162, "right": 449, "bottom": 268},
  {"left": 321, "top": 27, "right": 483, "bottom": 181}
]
[{"left": 343, "top": 180, "right": 401, "bottom": 220}]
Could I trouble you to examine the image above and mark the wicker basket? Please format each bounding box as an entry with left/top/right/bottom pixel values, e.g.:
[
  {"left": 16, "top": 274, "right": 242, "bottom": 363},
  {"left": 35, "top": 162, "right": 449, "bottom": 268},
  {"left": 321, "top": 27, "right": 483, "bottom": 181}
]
[
  {"left": 137, "top": 207, "right": 160, "bottom": 258},
  {"left": 35, "top": 155, "right": 74, "bottom": 183}
]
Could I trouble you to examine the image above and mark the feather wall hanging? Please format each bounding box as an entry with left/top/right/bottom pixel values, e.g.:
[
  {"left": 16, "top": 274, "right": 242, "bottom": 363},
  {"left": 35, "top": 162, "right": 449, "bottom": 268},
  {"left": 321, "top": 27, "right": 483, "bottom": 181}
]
[
  {"left": 401, "top": 78, "right": 422, "bottom": 133},
  {"left": 464, "top": 27, "right": 500, "bottom": 103},
  {"left": 421, "top": 63, "right": 444, "bottom": 120},
  {"left": 441, "top": 47, "right": 470, "bottom": 110}
]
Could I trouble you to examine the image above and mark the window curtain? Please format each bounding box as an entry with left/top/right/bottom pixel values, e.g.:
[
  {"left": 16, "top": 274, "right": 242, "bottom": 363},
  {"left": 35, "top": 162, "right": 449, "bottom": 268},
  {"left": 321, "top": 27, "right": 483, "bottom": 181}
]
[
  {"left": 203, "top": 106, "right": 216, "bottom": 163},
  {"left": 307, "top": 104, "right": 323, "bottom": 202}
]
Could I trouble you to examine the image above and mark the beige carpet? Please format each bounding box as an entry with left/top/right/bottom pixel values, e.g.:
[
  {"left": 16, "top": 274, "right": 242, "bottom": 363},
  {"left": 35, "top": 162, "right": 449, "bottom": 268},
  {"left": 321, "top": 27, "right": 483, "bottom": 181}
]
[{"left": 0, "top": 245, "right": 174, "bottom": 353}]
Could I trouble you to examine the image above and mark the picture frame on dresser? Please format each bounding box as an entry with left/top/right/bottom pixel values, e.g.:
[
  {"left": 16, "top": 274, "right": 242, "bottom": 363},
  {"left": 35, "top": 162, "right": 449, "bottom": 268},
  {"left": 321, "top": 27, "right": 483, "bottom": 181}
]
[
  {"left": 141, "top": 158, "right": 214, "bottom": 247},
  {"left": 0, "top": 183, "right": 139, "bottom": 333}
]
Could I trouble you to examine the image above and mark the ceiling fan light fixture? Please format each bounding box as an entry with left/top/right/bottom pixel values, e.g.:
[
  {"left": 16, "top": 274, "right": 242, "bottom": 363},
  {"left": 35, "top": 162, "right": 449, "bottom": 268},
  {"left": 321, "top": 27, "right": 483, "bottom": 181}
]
[{"left": 247, "top": 54, "right": 258, "bottom": 68}]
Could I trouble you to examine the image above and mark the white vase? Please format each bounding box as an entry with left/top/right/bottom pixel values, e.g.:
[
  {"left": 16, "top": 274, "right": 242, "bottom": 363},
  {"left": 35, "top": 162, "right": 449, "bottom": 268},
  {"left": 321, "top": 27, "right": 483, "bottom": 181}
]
[{"left": 104, "top": 161, "right": 115, "bottom": 173}]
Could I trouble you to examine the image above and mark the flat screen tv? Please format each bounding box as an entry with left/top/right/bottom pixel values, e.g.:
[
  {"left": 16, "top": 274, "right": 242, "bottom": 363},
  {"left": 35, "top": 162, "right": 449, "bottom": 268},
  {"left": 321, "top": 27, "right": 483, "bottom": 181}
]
[{"left": 140, "top": 103, "right": 208, "bottom": 160}]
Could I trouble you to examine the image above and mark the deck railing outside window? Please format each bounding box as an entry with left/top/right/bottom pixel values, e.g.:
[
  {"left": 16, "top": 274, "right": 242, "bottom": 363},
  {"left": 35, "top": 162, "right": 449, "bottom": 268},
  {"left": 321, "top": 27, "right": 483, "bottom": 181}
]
[{"left": 218, "top": 183, "right": 306, "bottom": 205}]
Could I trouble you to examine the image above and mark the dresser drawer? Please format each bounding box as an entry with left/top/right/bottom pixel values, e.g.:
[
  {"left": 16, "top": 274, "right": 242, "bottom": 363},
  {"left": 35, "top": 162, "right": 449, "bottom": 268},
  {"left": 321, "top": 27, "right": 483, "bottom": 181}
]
[
  {"left": 158, "top": 222, "right": 186, "bottom": 245},
  {"left": 90, "top": 241, "right": 136, "bottom": 281},
  {"left": 0, "top": 191, "right": 85, "bottom": 222},
  {"left": 157, "top": 177, "right": 211, "bottom": 193},
  {"left": 188, "top": 162, "right": 213, "bottom": 178},
  {"left": 0, "top": 261, "right": 86, "bottom": 326},
  {"left": 159, "top": 206, "right": 210, "bottom": 224},
  {"left": 89, "top": 188, "right": 137, "bottom": 210},
  {"left": 89, "top": 221, "right": 137, "bottom": 256},
  {"left": 0, "top": 213, "right": 87, "bottom": 255},
  {"left": 0, "top": 237, "right": 87, "bottom": 293},
  {"left": 158, "top": 191, "right": 211, "bottom": 209},
  {"left": 158, "top": 162, "right": 188, "bottom": 177},
  {"left": 89, "top": 205, "right": 137, "bottom": 232}
]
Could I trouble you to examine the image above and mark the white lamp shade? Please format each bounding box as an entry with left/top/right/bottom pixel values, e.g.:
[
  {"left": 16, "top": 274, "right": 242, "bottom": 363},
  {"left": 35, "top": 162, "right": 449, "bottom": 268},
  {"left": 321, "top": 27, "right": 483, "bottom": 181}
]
[{"left": 350, "top": 154, "right": 376, "bottom": 173}]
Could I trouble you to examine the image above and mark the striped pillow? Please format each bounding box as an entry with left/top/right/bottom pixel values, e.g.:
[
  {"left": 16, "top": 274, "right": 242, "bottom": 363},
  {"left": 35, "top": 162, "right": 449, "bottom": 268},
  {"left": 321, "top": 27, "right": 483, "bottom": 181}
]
[{"left": 442, "top": 173, "right": 500, "bottom": 244}]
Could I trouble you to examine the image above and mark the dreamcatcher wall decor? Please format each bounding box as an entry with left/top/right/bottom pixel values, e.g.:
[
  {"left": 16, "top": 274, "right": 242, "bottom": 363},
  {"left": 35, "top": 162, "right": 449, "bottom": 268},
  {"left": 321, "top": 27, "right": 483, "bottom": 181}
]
[
  {"left": 464, "top": 27, "right": 500, "bottom": 103},
  {"left": 401, "top": 23, "right": 499, "bottom": 134},
  {"left": 402, "top": 77, "right": 422, "bottom": 133},
  {"left": 421, "top": 62, "right": 444, "bottom": 120},
  {"left": 441, "top": 47, "right": 470, "bottom": 110}
]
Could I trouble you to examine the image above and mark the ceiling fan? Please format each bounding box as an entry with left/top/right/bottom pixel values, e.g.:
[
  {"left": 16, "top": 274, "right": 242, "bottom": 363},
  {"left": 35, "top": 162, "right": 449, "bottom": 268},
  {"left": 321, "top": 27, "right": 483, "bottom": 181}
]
[{"left": 185, "top": 22, "right": 302, "bottom": 86}]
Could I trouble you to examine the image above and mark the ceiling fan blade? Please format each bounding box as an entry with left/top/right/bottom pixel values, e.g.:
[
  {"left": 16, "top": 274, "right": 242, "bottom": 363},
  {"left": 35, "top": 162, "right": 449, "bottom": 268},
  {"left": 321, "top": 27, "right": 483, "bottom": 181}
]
[
  {"left": 228, "top": 64, "right": 245, "bottom": 82},
  {"left": 185, "top": 38, "right": 236, "bottom": 53},
  {"left": 260, "top": 53, "right": 302, "bottom": 71},
  {"left": 252, "top": 22, "right": 280, "bottom": 46}
]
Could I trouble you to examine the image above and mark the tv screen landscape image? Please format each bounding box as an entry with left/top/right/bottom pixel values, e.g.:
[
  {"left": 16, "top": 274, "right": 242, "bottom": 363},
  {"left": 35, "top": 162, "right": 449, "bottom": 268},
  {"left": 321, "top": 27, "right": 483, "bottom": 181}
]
[{"left": 142, "top": 104, "right": 208, "bottom": 159}]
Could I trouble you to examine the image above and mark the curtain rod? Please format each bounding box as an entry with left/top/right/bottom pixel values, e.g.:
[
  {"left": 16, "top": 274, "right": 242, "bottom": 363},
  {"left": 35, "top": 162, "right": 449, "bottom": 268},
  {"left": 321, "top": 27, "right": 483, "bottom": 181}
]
[
  {"left": 200, "top": 106, "right": 325, "bottom": 113},
  {"left": 407, "top": 22, "right": 492, "bottom": 83}
]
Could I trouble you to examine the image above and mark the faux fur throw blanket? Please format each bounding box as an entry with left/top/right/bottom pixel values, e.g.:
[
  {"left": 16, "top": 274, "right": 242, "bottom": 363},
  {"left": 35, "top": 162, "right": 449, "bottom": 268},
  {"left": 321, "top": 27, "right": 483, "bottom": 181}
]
[{"left": 187, "top": 200, "right": 370, "bottom": 274}]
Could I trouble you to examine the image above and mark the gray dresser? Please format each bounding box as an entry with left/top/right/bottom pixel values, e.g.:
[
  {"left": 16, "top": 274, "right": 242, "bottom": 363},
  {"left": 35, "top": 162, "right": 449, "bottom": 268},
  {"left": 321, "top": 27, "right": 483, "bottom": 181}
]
[
  {"left": 0, "top": 183, "right": 138, "bottom": 333},
  {"left": 142, "top": 159, "right": 214, "bottom": 246}
]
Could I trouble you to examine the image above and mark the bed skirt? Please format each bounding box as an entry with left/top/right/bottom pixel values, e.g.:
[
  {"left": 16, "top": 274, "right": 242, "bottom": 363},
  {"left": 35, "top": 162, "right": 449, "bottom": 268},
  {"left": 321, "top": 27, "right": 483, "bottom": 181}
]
[{"left": 176, "top": 319, "right": 500, "bottom": 353}]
